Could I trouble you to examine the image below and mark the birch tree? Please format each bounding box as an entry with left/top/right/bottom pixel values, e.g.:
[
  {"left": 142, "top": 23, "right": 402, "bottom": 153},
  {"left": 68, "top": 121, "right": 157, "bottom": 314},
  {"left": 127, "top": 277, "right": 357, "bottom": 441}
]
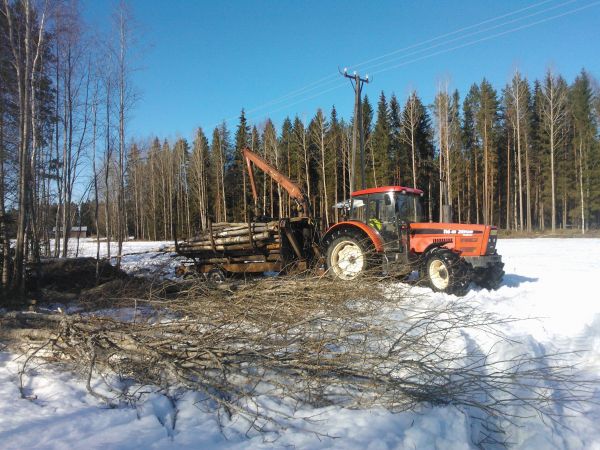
[
  {"left": 540, "top": 70, "right": 569, "bottom": 232},
  {"left": 189, "top": 128, "right": 210, "bottom": 231},
  {"left": 2, "top": 0, "right": 48, "bottom": 290},
  {"left": 401, "top": 91, "right": 423, "bottom": 190}
]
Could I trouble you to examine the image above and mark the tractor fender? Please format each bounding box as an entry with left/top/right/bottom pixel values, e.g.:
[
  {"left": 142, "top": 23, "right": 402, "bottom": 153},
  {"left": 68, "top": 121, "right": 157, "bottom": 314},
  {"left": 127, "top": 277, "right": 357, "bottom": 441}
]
[
  {"left": 322, "top": 221, "right": 384, "bottom": 252},
  {"left": 421, "top": 242, "right": 458, "bottom": 257}
]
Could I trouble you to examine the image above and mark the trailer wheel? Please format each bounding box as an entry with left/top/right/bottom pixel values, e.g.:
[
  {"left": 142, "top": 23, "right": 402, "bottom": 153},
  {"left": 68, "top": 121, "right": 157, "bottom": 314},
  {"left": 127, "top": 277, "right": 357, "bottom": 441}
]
[
  {"left": 425, "top": 250, "right": 471, "bottom": 296},
  {"left": 325, "top": 230, "right": 373, "bottom": 280},
  {"left": 473, "top": 262, "right": 505, "bottom": 290},
  {"left": 206, "top": 268, "right": 226, "bottom": 284}
]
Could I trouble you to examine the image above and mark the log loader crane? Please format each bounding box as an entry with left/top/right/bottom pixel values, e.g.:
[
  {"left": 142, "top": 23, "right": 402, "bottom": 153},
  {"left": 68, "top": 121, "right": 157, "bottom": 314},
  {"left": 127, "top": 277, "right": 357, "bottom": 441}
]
[{"left": 242, "top": 147, "right": 504, "bottom": 295}]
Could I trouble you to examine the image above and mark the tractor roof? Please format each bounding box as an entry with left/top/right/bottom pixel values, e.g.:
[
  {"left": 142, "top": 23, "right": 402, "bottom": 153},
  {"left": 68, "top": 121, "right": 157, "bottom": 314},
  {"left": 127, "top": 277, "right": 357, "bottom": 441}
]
[{"left": 351, "top": 185, "right": 424, "bottom": 197}]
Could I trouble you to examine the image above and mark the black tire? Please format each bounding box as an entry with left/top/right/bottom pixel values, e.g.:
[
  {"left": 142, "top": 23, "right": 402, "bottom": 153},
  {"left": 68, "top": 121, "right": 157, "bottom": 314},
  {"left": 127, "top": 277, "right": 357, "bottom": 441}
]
[
  {"left": 473, "top": 262, "right": 505, "bottom": 290},
  {"left": 425, "top": 249, "right": 471, "bottom": 296},
  {"left": 324, "top": 229, "right": 374, "bottom": 280},
  {"left": 206, "top": 267, "right": 226, "bottom": 284}
]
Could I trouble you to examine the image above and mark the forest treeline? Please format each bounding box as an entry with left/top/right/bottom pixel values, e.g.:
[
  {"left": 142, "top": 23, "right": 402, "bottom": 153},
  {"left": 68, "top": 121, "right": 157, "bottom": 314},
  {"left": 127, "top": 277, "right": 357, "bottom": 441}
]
[
  {"left": 126, "top": 69, "right": 600, "bottom": 241},
  {"left": 1, "top": 0, "right": 600, "bottom": 293}
]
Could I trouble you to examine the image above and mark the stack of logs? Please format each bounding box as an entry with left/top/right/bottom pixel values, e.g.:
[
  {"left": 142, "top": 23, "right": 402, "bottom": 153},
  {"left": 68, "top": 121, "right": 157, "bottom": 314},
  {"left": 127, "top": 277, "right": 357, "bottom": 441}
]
[{"left": 177, "top": 221, "right": 280, "bottom": 254}]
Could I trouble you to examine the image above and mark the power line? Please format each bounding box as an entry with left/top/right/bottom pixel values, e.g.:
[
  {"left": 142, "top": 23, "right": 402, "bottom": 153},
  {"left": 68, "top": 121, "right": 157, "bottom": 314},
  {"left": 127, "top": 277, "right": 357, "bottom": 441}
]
[
  {"left": 370, "top": 1, "right": 600, "bottom": 76},
  {"left": 215, "top": 0, "right": 597, "bottom": 128},
  {"left": 260, "top": 0, "right": 599, "bottom": 120},
  {"left": 352, "top": 0, "right": 559, "bottom": 70},
  {"left": 363, "top": 0, "right": 578, "bottom": 74},
  {"left": 226, "top": 0, "right": 566, "bottom": 124}
]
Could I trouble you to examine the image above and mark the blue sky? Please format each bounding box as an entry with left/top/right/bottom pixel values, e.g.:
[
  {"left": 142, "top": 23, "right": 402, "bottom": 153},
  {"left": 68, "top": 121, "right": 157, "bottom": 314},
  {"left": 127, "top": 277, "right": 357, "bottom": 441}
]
[{"left": 82, "top": 0, "right": 600, "bottom": 143}]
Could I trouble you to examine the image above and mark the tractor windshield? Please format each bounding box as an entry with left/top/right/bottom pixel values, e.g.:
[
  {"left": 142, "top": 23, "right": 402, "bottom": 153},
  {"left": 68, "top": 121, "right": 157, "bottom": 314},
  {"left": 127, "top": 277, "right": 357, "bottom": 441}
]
[{"left": 395, "top": 193, "right": 423, "bottom": 223}]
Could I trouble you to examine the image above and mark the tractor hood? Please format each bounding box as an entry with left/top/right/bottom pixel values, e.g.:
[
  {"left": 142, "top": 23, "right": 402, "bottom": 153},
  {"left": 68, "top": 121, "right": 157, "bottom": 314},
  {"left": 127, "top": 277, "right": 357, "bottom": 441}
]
[{"left": 409, "top": 222, "right": 497, "bottom": 257}]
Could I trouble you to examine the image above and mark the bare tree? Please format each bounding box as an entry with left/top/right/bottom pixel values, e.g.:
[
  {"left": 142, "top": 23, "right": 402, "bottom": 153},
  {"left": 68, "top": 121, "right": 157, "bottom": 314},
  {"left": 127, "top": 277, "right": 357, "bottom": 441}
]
[
  {"left": 540, "top": 70, "right": 569, "bottom": 233},
  {"left": 312, "top": 110, "right": 329, "bottom": 225},
  {"left": 434, "top": 86, "right": 450, "bottom": 220},
  {"left": 189, "top": 128, "right": 209, "bottom": 231},
  {"left": 111, "top": 0, "right": 135, "bottom": 267},
  {"left": 3, "top": 0, "right": 48, "bottom": 291},
  {"left": 401, "top": 91, "right": 422, "bottom": 190}
]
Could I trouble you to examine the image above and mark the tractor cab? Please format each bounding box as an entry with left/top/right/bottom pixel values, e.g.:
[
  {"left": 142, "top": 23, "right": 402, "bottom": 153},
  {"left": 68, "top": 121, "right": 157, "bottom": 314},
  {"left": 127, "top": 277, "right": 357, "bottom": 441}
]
[{"left": 349, "top": 186, "right": 424, "bottom": 251}]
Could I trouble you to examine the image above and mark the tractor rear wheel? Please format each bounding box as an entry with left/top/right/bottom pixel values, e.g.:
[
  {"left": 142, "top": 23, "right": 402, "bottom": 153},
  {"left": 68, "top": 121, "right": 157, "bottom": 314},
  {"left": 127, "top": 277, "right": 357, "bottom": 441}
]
[
  {"left": 325, "top": 230, "right": 373, "bottom": 280},
  {"left": 425, "top": 250, "right": 471, "bottom": 296}
]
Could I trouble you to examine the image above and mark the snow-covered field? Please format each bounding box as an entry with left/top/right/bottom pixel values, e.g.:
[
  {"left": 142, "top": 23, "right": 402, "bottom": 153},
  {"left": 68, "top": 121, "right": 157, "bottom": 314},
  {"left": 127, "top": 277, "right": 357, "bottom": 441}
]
[{"left": 1, "top": 238, "right": 600, "bottom": 449}]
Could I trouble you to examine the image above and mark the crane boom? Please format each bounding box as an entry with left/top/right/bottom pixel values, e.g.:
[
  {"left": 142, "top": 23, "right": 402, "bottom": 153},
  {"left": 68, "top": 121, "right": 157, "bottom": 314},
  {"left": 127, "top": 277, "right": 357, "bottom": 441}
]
[{"left": 242, "top": 147, "right": 310, "bottom": 218}]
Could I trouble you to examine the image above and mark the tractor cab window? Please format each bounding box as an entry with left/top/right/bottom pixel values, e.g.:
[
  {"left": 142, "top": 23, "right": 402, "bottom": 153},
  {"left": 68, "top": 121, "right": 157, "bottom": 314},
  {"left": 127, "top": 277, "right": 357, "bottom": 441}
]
[
  {"left": 366, "top": 195, "right": 384, "bottom": 230},
  {"left": 349, "top": 198, "right": 366, "bottom": 222},
  {"left": 350, "top": 194, "right": 397, "bottom": 227},
  {"left": 395, "top": 193, "right": 423, "bottom": 223}
]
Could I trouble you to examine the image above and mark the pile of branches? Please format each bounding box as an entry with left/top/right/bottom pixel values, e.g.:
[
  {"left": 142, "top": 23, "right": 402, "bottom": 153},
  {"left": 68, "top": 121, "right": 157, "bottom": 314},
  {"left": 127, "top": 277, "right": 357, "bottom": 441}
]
[
  {"left": 1, "top": 278, "right": 595, "bottom": 444},
  {"left": 176, "top": 221, "right": 279, "bottom": 253}
]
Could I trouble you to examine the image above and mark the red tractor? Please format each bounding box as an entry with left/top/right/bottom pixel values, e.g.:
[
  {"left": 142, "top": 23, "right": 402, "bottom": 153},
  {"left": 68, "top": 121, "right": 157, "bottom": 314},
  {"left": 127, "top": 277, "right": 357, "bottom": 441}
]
[{"left": 321, "top": 186, "right": 504, "bottom": 295}]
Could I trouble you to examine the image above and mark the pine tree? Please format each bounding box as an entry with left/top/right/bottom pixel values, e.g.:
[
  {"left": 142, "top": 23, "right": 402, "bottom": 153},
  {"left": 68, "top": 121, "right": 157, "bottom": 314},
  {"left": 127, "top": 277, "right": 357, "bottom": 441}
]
[
  {"left": 503, "top": 71, "right": 532, "bottom": 231},
  {"left": 463, "top": 85, "right": 479, "bottom": 223},
  {"left": 449, "top": 90, "right": 463, "bottom": 221}
]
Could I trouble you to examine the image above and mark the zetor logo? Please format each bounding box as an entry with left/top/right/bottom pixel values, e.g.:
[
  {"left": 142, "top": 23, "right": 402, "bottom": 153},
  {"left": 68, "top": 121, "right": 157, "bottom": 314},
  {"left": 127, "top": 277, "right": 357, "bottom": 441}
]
[{"left": 443, "top": 229, "right": 474, "bottom": 235}]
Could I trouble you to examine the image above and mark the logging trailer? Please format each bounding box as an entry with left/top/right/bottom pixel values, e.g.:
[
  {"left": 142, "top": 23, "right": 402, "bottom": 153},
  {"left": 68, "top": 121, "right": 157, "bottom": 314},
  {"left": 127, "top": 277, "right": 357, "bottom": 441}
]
[{"left": 176, "top": 147, "right": 504, "bottom": 294}]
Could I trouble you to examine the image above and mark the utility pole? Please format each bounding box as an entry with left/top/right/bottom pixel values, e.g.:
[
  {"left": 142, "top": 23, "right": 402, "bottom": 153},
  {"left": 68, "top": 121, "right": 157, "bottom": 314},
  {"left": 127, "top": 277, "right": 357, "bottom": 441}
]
[{"left": 341, "top": 68, "right": 369, "bottom": 192}]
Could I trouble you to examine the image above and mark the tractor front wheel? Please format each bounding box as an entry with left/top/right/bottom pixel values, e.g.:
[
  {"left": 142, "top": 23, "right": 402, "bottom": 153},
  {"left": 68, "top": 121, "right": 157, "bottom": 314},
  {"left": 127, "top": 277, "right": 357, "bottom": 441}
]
[
  {"left": 425, "top": 250, "right": 471, "bottom": 296},
  {"left": 473, "top": 262, "right": 505, "bottom": 290},
  {"left": 325, "top": 231, "right": 372, "bottom": 280}
]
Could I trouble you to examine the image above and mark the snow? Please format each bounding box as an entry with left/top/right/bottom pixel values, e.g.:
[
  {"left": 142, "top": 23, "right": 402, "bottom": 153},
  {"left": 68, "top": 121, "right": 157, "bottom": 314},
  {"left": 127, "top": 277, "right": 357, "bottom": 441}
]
[
  {"left": 52, "top": 238, "right": 185, "bottom": 279},
  {"left": 2, "top": 238, "right": 600, "bottom": 449}
]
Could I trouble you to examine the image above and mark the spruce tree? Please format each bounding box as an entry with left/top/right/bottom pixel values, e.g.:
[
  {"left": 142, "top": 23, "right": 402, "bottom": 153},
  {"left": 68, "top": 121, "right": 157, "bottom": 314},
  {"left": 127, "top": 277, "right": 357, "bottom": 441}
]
[
  {"left": 371, "top": 91, "right": 391, "bottom": 186},
  {"left": 361, "top": 95, "right": 374, "bottom": 190},
  {"left": 280, "top": 117, "right": 294, "bottom": 216},
  {"left": 230, "top": 110, "right": 250, "bottom": 221},
  {"left": 388, "top": 94, "right": 405, "bottom": 185},
  {"left": 570, "top": 70, "right": 597, "bottom": 232}
]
